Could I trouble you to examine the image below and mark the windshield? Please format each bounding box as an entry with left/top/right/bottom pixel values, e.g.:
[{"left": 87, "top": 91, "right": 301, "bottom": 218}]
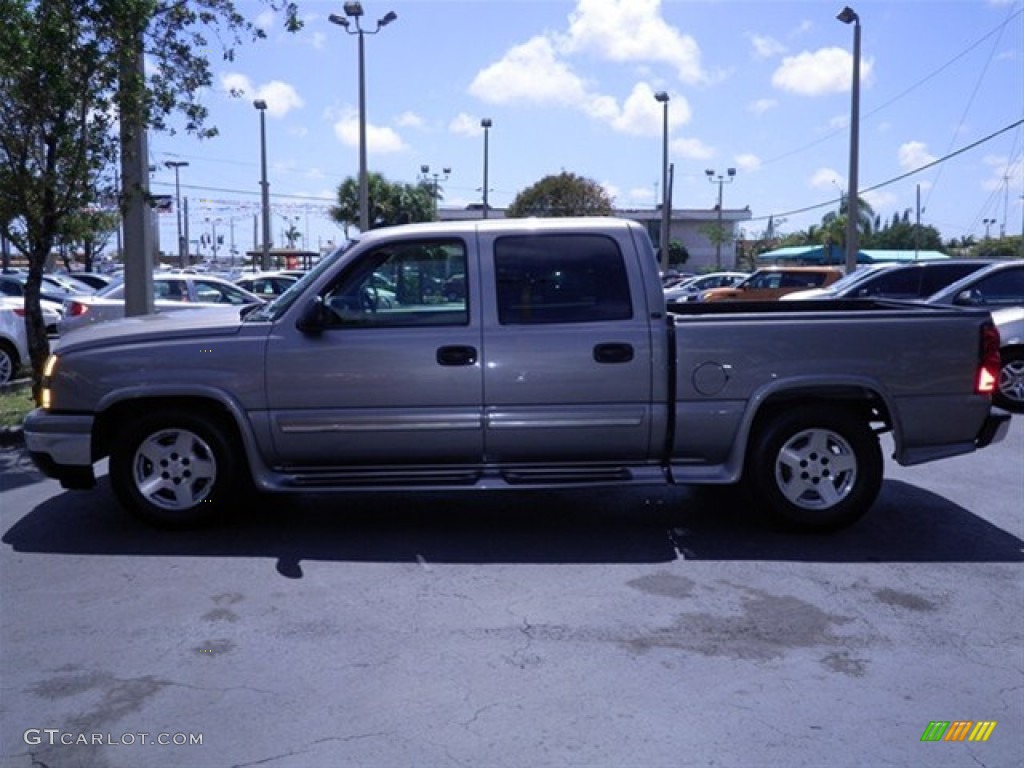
[
  {"left": 826, "top": 265, "right": 889, "bottom": 293},
  {"left": 243, "top": 241, "right": 355, "bottom": 323}
]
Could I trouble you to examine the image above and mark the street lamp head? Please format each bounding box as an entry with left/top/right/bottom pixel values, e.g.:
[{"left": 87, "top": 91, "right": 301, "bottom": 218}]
[
  {"left": 343, "top": 2, "right": 364, "bottom": 18},
  {"left": 654, "top": 91, "right": 669, "bottom": 103},
  {"left": 443, "top": 167, "right": 451, "bottom": 176},
  {"left": 165, "top": 160, "right": 189, "bottom": 169},
  {"left": 253, "top": 99, "right": 267, "bottom": 111},
  {"left": 837, "top": 6, "right": 859, "bottom": 24},
  {"left": 705, "top": 169, "right": 714, "bottom": 178},
  {"left": 727, "top": 168, "right": 736, "bottom": 177},
  {"left": 327, "top": 13, "right": 350, "bottom": 28},
  {"left": 481, "top": 118, "right": 492, "bottom": 128},
  {"left": 421, "top": 164, "right": 430, "bottom": 174},
  {"left": 378, "top": 10, "right": 397, "bottom": 26}
]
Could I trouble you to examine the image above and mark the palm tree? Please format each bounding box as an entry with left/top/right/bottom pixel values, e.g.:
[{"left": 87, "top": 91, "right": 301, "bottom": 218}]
[{"left": 820, "top": 193, "right": 875, "bottom": 250}]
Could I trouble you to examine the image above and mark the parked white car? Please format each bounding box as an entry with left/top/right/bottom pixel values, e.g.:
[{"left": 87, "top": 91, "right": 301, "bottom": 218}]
[
  {"left": 664, "top": 271, "right": 747, "bottom": 303},
  {"left": 59, "top": 274, "right": 264, "bottom": 335},
  {"left": 0, "top": 297, "right": 62, "bottom": 384}
]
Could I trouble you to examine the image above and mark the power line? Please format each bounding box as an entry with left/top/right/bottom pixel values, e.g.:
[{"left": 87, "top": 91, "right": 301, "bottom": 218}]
[{"left": 748, "top": 118, "right": 1024, "bottom": 224}]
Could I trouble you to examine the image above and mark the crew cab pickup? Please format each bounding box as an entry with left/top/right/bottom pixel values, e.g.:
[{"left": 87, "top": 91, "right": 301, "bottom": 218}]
[{"left": 24, "top": 218, "right": 1011, "bottom": 531}]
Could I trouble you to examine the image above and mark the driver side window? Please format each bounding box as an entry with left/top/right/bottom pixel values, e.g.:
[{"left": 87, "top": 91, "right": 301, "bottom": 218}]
[{"left": 321, "top": 239, "right": 469, "bottom": 328}]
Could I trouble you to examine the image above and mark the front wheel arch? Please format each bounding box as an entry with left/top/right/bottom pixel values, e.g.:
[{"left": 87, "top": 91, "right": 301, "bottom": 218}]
[{"left": 108, "top": 407, "right": 246, "bottom": 527}]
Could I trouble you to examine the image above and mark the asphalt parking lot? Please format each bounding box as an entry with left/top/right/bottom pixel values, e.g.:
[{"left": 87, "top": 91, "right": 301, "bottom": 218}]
[{"left": 1, "top": 427, "right": 1021, "bottom": 768}]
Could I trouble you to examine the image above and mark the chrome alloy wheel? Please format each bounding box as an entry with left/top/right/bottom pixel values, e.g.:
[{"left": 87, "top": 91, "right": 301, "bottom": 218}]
[
  {"left": 131, "top": 428, "right": 218, "bottom": 511},
  {"left": 773, "top": 427, "right": 858, "bottom": 510},
  {"left": 998, "top": 356, "right": 1024, "bottom": 410}
]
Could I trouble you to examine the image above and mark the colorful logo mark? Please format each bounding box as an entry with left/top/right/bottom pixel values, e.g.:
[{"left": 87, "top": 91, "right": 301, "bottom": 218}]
[{"left": 921, "top": 721, "right": 997, "bottom": 742}]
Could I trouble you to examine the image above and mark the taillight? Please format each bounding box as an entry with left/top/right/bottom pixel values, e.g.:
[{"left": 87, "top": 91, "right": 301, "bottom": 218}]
[
  {"left": 67, "top": 301, "right": 89, "bottom": 317},
  {"left": 12, "top": 307, "right": 25, "bottom": 317},
  {"left": 976, "top": 322, "right": 1000, "bottom": 395}
]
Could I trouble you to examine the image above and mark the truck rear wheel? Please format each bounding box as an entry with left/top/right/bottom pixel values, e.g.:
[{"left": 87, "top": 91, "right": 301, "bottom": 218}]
[
  {"left": 109, "top": 410, "right": 240, "bottom": 527},
  {"left": 747, "top": 405, "right": 882, "bottom": 532}
]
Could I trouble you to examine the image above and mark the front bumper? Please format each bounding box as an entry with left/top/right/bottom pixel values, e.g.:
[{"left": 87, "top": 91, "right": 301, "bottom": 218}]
[
  {"left": 23, "top": 409, "right": 97, "bottom": 489},
  {"left": 975, "top": 406, "right": 1012, "bottom": 449}
]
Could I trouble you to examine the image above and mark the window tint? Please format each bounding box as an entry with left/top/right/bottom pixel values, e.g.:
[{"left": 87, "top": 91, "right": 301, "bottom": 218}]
[
  {"left": 965, "top": 267, "right": 1024, "bottom": 307},
  {"left": 494, "top": 234, "right": 632, "bottom": 324},
  {"left": 322, "top": 239, "right": 468, "bottom": 327},
  {"left": 919, "top": 264, "right": 984, "bottom": 295},
  {"left": 857, "top": 268, "right": 920, "bottom": 297}
]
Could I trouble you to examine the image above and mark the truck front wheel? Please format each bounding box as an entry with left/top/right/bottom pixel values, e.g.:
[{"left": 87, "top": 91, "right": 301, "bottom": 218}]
[
  {"left": 748, "top": 406, "right": 882, "bottom": 532},
  {"left": 109, "top": 410, "right": 240, "bottom": 527}
]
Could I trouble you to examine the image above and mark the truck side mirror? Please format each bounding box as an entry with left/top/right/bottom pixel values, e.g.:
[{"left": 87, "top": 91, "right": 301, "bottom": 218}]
[{"left": 296, "top": 296, "right": 330, "bottom": 334}]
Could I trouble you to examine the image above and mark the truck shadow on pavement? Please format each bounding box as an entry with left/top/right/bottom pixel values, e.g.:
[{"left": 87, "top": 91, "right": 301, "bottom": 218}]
[{"left": 4, "top": 473, "right": 1022, "bottom": 574}]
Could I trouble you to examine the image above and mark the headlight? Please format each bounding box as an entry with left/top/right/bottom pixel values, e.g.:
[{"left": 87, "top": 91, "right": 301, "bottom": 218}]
[{"left": 40, "top": 354, "right": 58, "bottom": 409}]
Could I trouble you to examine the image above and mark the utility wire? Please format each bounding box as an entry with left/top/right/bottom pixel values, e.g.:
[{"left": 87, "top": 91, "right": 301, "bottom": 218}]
[{"left": 748, "top": 118, "right": 1024, "bottom": 224}]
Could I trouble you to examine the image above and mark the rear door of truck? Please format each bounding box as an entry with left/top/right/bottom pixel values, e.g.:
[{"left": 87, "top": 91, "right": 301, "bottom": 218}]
[{"left": 476, "top": 229, "right": 658, "bottom": 464}]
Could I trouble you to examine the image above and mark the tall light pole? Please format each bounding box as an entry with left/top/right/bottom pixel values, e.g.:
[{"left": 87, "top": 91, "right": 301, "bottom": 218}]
[
  {"left": 983, "top": 218, "right": 997, "bottom": 239},
  {"left": 481, "top": 118, "right": 492, "bottom": 219},
  {"left": 419, "top": 165, "right": 450, "bottom": 220},
  {"left": 705, "top": 168, "right": 737, "bottom": 270},
  {"left": 654, "top": 91, "right": 671, "bottom": 274},
  {"left": 165, "top": 161, "right": 189, "bottom": 268},
  {"left": 329, "top": 3, "right": 398, "bottom": 233},
  {"left": 838, "top": 6, "right": 861, "bottom": 274},
  {"left": 254, "top": 99, "right": 272, "bottom": 271}
]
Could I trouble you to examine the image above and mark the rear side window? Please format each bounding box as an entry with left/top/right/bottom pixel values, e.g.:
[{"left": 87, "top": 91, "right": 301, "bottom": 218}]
[
  {"left": 494, "top": 234, "right": 633, "bottom": 324},
  {"left": 919, "top": 264, "right": 986, "bottom": 295},
  {"left": 858, "top": 268, "right": 920, "bottom": 297}
]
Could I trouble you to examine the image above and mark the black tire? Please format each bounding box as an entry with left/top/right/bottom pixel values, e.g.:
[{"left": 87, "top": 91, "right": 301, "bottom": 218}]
[
  {"left": 109, "top": 409, "right": 241, "bottom": 527},
  {"left": 0, "top": 341, "right": 17, "bottom": 386},
  {"left": 746, "top": 405, "right": 882, "bottom": 532},
  {"left": 995, "top": 349, "right": 1024, "bottom": 413}
]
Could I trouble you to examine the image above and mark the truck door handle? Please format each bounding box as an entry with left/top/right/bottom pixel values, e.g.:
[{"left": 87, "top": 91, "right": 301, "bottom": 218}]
[
  {"left": 437, "top": 345, "right": 478, "bottom": 366},
  {"left": 593, "top": 343, "right": 634, "bottom": 364}
]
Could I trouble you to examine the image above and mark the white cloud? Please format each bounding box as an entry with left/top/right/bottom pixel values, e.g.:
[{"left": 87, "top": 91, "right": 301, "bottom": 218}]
[
  {"left": 560, "top": 0, "right": 708, "bottom": 84},
  {"left": 449, "top": 113, "right": 485, "bottom": 137},
  {"left": 470, "top": 36, "right": 592, "bottom": 107},
  {"left": 258, "top": 81, "right": 304, "bottom": 117},
  {"left": 750, "top": 34, "right": 786, "bottom": 59},
  {"left": 467, "top": 2, "right": 702, "bottom": 136},
  {"left": 748, "top": 98, "right": 778, "bottom": 116},
  {"left": 810, "top": 167, "right": 844, "bottom": 190},
  {"left": 332, "top": 109, "right": 407, "bottom": 154},
  {"left": 396, "top": 111, "right": 426, "bottom": 129},
  {"left": 898, "top": 141, "right": 937, "bottom": 172},
  {"left": 610, "top": 83, "right": 691, "bottom": 136},
  {"left": 772, "top": 47, "right": 874, "bottom": 96},
  {"left": 734, "top": 153, "right": 762, "bottom": 172},
  {"left": 220, "top": 74, "right": 304, "bottom": 117},
  {"left": 669, "top": 136, "right": 714, "bottom": 161},
  {"left": 254, "top": 10, "right": 275, "bottom": 31},
  {"left": 630, "top": 186, "right": 656, "bottom": 204},
  {"left": 601, "top": 181, "right": 620, "bottom": 204}
]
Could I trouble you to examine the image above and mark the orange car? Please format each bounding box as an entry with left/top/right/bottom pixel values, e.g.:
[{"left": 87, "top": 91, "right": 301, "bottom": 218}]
[{"left": 699, "top": 266, "right": 843, "bottom": 301}]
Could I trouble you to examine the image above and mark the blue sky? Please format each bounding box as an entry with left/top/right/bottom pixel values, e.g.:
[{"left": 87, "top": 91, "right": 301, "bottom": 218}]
[{"left": 148, "top": 0, "right": 1024, "bottom": 257}]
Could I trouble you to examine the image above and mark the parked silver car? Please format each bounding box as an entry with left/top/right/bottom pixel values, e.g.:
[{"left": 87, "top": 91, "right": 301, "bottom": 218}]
[
  {"left": 0, "top": 297, "right": 62, "bottom": 384},
  {"left": 926, "top": 261, "right": 1024, "bottom": 413},
  {"left": 59, "top": 274, "right": 264, "bottom": 335}
]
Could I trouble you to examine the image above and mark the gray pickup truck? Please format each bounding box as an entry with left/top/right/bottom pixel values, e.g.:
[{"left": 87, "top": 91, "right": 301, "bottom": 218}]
[{"left": 24, "top": 217, "right": 1010, "bottom": 531}]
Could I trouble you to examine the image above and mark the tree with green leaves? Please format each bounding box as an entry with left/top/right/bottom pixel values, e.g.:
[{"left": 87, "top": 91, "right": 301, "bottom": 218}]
[
  {"left": 506, "top": 172, "right": 614, "bottom": 218},
  {"left": 0, "top": 0, "right": 300, "bottom": 391},
  {"left": 331, "top": 173, "right": 435, "bottom": 233}
]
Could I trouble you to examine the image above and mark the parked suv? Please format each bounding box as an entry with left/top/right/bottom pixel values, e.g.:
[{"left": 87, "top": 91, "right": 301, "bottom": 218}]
[
  {"left": 699, "top": 266, "right": 842, "bottom": 302},
  {"left": 783, "top": 260, "right": 994, "bottom": 302}
]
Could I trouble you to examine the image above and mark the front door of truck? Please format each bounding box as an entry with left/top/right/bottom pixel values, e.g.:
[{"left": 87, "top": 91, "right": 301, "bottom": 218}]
[
  {"left": 264, "top": 237, "right": 483, "bottom": 468},
  {"left": 479, "top": 231, "right": 656, "bottom": 464}
]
